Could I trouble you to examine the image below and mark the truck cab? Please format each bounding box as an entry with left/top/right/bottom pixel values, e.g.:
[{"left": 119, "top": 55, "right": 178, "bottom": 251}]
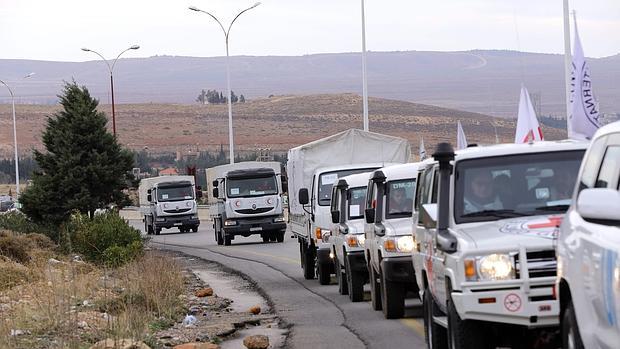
[
  {"left": 140, "top": 177, "right": 200, "bottom": 235},
  {"left": 557, "top": 121, "right": 620, "bottom": 349},
  {"left": 364, "top": 162, "right": 420, "bottom": 319},
  {"left": 330, "top": 172, "right": 372, "bottom": 302},
  {"left": 414, "top": 141, "right": 587, "bottom": 349}
]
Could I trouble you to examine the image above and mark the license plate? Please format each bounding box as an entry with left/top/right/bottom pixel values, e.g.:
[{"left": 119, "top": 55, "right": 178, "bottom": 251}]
[
  {"left": 250, "top": 227, "right": 262, "bottom": 232},
  {"left": 174, "top": 222, "right": 182, "bottom": 226}
]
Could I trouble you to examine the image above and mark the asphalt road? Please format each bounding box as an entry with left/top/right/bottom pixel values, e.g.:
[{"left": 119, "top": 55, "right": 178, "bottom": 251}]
[{"left": 129, "top": 220, "right": 427, "bottom": 349}]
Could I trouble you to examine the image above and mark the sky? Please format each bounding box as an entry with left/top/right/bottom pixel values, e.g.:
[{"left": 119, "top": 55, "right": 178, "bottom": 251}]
[{"left": 0, "top": 0, "right": 618, "bottom": 62}]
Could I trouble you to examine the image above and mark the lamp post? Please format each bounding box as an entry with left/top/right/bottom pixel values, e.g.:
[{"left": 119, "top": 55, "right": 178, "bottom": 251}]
[
  {"left": 189, "top": 2, "right": 261, "bottom": 164},
  {"left": 81, "top": 45, "right": 140, "bottom": 136},
  {"left": 1, "top": 72, "right": 35, "bottom": 198},
  {"left": 360, "top": 0, "right": 369, "bottom": 131}
]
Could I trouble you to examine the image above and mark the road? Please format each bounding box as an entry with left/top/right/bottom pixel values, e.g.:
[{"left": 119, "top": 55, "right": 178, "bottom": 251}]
[{"left": 130, "top": 220, "right": 427, "bottom": 349}]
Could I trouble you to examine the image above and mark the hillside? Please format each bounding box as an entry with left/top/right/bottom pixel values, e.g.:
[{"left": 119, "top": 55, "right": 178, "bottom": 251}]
[{"left": 0, "top": 93, "right": 567, "bottom": 158}]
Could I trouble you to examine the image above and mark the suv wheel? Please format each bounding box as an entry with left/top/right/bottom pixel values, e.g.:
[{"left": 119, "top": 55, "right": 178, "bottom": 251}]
[
  {"left": 346, "top": 256, "right": 364, "bottom": 302},
  {"left": 380, "top": 270, "right": 405, "bottom": 319},
  {"left": 369, "top": 264, "right": 382, "bottom": 311},
  {"left": 423, "top": 288, "right": 448, "bottom": 349},
  {"left": 302, "top": 243, "right": 315, "bottom": 280},
  {"left": 276, "top": 231, "right": 285, "bottom": 243},
  {"left": 336, "top": 255, "right": 348, "bottom": 295},
  {"left": 447, "top": 296, "right": 486, "bottom": 349},
  {"left": 562, "top": 301, "right": 585, "bottom": 349},
  {"left": 317, "top": 260, "right": 331, "bottom": 285},
  {"left": 224, "top": 235, "right": 232, "bottom": 246}
]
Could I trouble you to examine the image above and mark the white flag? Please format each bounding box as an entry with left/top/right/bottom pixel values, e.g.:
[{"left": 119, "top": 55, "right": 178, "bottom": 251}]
[
  {"left": 515, "top": 85, "right": 544, "bottom": 143},
  {"left": 457, "top": 121, "right": 468, "bottom": 150},
  {"left": 419, "top": 138, "right": 427, "bottom": 160},
  {"left": 569, "top": 14, "right": 602, "bottom": 140}
]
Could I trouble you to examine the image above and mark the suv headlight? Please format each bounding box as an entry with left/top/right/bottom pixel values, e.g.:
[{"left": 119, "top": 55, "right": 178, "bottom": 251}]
[
  {"left": 224, "top": 220, "right": 237, "bottom": 226},
  {"left": 383, "top": 236, "right": 414, "bottom": 253},
  {"left": 274, "top": 216, "right": 285, "bottom": 223},
  {"left": 346, "top": 234, "right": 366, "bottom": 247},
  {"left": 469, "top": 254, "right": 514, "bottom": 281}
]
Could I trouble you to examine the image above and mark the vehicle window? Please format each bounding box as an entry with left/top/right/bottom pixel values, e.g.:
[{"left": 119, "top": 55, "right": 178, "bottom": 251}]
[
  {"left": 431, "top": 168, "right": 438, "bottom": 203},
  {"left": 348, "top": 187, "right": 367, "bottom": 219},
  {"left": 318, "top": 168, "right": 377, "bottom": 206},
  {"left": 595, "top": 146, "right": 620, "bottom": 189},
  {"left": 414, "top": 170, "right": 425, "bottom": 211},
  {"left": 330, "top": 186, "right": 339, "bottom": 213},
  {"left": 386, "top": 179, "right": 416, "bottom": 218},
  {"left": 158, "top": 185, "right": 194, "bottom": 202},
  {"left": 366, "top": 179, "right": 375, "bottom": 211},
  {"left": 579, "top": 136, "right": 608, "bottom": 192},
  {"left": 454, "top": 150, "right": 585, "bottom": 224},
  {"left": 228, "top": 175, "right": 277, "bottom": 198}
]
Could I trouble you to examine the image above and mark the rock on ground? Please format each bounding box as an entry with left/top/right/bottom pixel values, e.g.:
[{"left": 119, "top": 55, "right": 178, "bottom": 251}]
[
  {"left": 243, "top": 335, "right": 269, "bottom": 349},
  {"left": 249, "top": 305, "right": 261, "bottom": 315},
  {"left": 89, "top": 338, "right": 151, "bottom": 349},
  {"left": 195, "top": 287, "right": 214, "bottom": 297},
  {"left": 173, "top": 343, "right": 220, "bottom": 349}
]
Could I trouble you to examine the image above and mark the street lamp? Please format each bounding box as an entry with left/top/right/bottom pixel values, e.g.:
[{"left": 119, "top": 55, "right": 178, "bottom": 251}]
[
  {"left": 0, "top": 72, "right": 35, "bottom": 198},
  {"left": 360, "top": 0, "right": 369, "bottom": 131},
  {"left": 81, "top": 45, "right": 140, "bottom": 136},
  {"left": 189, "top": 2, "right": 261, "bottom": 164}
]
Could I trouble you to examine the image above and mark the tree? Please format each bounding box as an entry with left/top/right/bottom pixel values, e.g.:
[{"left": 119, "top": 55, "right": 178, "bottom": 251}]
[
  {"left": 196, "top": 89, "right": 207, "bottom": 104},
  {"left": 20, "top": 82, "right": 134, "bottom": 225},
  {"left": 239, "top": 94, "right": 246, "bottom": 103},
  {"left": 230, "top": 90, "right": 238, "bottom": 103}
]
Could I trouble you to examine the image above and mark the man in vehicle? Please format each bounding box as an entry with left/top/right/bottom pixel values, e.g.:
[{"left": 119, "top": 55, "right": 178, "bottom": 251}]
[
  {"left": 463, "top": 169, "right": 503, "bottom": 214},
  {"left": 388, "top": 187, "right": 411, "bottom": 214}
]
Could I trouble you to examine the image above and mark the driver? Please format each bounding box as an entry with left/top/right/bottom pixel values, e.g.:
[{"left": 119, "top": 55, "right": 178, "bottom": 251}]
[
  {"left": 389, "top": 187, "right": 411, "bottom": 214},
  {"left": 464, "top": 169, "right": 503, "bottom": 214}
]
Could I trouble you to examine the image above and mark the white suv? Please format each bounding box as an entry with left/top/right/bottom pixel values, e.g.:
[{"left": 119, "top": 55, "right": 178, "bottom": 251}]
[{"left": 557, "top": 121, "right": 620, "bottom": 349}]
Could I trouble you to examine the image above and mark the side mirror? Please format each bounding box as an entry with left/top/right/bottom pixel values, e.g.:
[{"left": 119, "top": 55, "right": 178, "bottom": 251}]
[
  {"left": 437, "top": 231, "right": 457, "bottom": 253},
  {"left": 577, "top": 188, "right": 620, "bottom": 223},
  {"left": 365, "top": 208, "right": 375, "bottom": 224},
  {"left": 213, "top": 188, "right": 219, "bottom": 198},
  {"left": 147, "top": 194, "right": 152, "bottom": 202},
  {"left": 212, "top": 180, "right": 219, "bottom": 187},
  {"left": 420, "top": 203, "right": 438, "bottom": 229},
  {"left": 331, "top": 210, "right": 340, "bottom": 224},
  {"left": 147, "top": 189, "right": 152, "bottom": 194},
  {"left": 299, "top": 188, "right": 309, "bottom": 205}
]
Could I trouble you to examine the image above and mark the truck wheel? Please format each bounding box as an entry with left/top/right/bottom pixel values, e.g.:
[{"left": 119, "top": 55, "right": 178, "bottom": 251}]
[
  {"left": 192, "top": 226, "right": 198, "bottom": 233},
  {"left": 447, "top": 295, "right": 486, "bottom": 349},
  {"left": 317, "top": 261, "right": 331, "bottom": 285},
  {"left": 335, "top": 255, "right": 348, "bottom": 295},
  {"left": 562, "top": 301, "right": 584, "bottom": 349},
  {"left": 262, "top": 234, "right": 269, "bottom": 243},
  {"left": 145, "top": 221, "right": 153, "bottom": 235},
  {"left": 369, "top": 265, "right": 382, "bottom": 311},
  {"left": 423, "top": 288, "right": 448, "bottom": 349},
  {"left": 269, "top": 233, "right": 277, "bottom": 242},
  {"left": 302, "top": 243, "right": 315, "bottom": 280},
  {"left": 380, "top": 271, "right": 405, "bottom": 319},
  {"left": 276, "top": 231, "right": 285, "bottom": 243},
  {"left": 224, "top": 235, "right": 232, "bottom": 246},
  {"left": 346, "top": 256, "right": 364, "bottom": 302},
  {"left": 155, "top": 228, "right": 161, "bottom": 235},
  {"left": 216, "top": 231, "right": 224, "bottom": 245}
]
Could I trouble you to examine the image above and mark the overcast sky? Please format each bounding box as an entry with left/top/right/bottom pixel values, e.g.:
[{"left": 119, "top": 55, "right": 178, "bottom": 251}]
[{"left": 1, "top": 0, "right": 618, "bottom": 62}]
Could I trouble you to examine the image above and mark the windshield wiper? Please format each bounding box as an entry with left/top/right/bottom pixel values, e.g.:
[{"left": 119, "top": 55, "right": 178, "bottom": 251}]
[
  {"left": 535, "top": 205, "right": 569, "bottom": 212},
  {"left": 461, "top": 209, "right": 529, "bottom": 219}
]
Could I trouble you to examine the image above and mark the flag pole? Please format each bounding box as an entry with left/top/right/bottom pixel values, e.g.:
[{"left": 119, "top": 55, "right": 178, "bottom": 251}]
[{"left": 563, "top": 0, "right": 572, "bottom": 136}]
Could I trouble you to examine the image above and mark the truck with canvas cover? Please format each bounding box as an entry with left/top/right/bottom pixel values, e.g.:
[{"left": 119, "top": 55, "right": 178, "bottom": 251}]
[
  {"left": 139, "top": 175, "right": 200, "bottom": 235},
  {"left": 287, "top": 129, "right": 410, "bottom": 283},
  {"left": 206, "top": 161, "right": 286, "bottom": 246}
]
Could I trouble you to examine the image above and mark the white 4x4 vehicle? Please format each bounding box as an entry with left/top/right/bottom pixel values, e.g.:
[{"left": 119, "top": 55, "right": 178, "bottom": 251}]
[
  {"left": 557, "top": 121, "right": 620, "bottom": 349},
  {"left": 365, "top": 163, "right": 420, "bottom": 319},
  {"left": 413, "top": 141, "right": 586, "bottom": 349},
  {"left": 330, "top": 172, "right": 372, "bottom": 302}
]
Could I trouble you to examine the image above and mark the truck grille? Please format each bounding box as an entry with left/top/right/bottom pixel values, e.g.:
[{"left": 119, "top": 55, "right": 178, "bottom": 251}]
[
  {"left": 164, "top": 208, "right": 191, "bottom": 214},
  {"left": 514, "top": 250, "right": 557, "bottom": 279},
  {"left": 235, "top": 207, "right": 273, "bottom": 214}
]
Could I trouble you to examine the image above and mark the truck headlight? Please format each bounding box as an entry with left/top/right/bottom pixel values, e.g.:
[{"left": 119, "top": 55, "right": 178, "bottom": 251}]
[
  {"left": 191, "top": 214, "right": 198, "bottom": 219},
  {"left": 477, "top": 254, "right": 514, "bottom": 281},
  {"left": 346, "top": 234, "right": 365, "bottom": 248},
  {"left": 155, "top": 218, "right": 166, "bottom": 222},
  {"left": 274, "top": 216, "right": 285, "bottom": 223},
  {"left": 224, "top": 220, "right": 237, "bottom": 226},
  {"left": 384, "top": 236, "right": 414, "bottom": 253}
]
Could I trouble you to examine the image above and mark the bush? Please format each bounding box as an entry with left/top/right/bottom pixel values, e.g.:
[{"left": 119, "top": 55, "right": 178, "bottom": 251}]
[
  {"left": 0, "top": 235, "right": 30, "bottom": 263},
  {"left": 70, "top": 211, "right": 144, "bottom": 266},
  {"left": 0, "top": 259, "right": 33, "bottom": 290},
  {"left": 0, "top": 211, "right": 50, "bottom": 236}
]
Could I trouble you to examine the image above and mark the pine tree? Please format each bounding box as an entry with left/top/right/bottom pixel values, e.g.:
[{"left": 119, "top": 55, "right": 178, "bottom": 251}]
[
  {"left": 20, "top": 82, "right": 134, "bottom": 225},
  {"left": 239, "top": 94, "right": 246, "bottom": 103}
]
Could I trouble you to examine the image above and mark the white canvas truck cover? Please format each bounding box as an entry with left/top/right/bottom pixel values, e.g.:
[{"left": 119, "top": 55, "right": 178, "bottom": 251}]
[
  {"left": 205, "top": 161, "right": 282, "bottom": 205},
  {"left": 138, "top": 175, "right": 195, "bottom": 214},
  {"left": 287, "top": 129, "right": 411, "bottom": 216}
]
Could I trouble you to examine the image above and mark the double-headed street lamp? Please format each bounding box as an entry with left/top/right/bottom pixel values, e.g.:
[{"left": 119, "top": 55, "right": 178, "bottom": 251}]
[
  {"left": 1, "top": 72, "right": 35, "bottom": 198},
  {"left": 189, "top": 2, "right": 261, "bottom": 164},
  {"left": 81, "top": 45, "right": 140, "bottom": 136}
]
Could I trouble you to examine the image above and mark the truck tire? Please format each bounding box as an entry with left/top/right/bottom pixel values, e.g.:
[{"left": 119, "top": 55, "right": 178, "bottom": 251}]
[
  {"left": 345, "top": 256, "right": 364, "bottom": 302},
  {"left": 317, "top": 261, "right": 331, "bottom": 285},
  {"left": 369, "top": 264, "right": 382, "bottom": 311},
  {"left": 269, "top": 233, "right": 277, "bottom": 242},
  {"left": 216, "top": 231, "right": 224, "bottom": 245},
  {"left": 192, "top": 226, "right": 198, "bottom": 233},
  {"left": 380, "top": 270, "right": 405, "bottom": 319},
  {"left": 423, "top": 289, "right": 448, "bottom": 349},
  {"left": 447, "top": 295, "right": 487, "bottom": 349},
  {"left": 145, "top": 221, "right": 153, "bottom": 235},
  {"left": 562, "top": 301, "right": 584, "bottom": 349},
  {"left": 302, "top": 242, "right": 315, "bottom": 280},
  {"left": 276, "top": 231, "right": 285, "bottom": 243},
  {"left": 262, "top": 234, "right": 270, "bottom": 243},
  {"left": 224, "top": 235, "right": 232, "bottom": 246},
  {"left": 335, "top": 255, "right": 348, "bottom": 295}
]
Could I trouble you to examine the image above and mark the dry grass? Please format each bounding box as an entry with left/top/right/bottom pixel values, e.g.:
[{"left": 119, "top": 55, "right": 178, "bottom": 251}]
[{"left": 0, "top": 184, "right": 26, "bottom": 197}]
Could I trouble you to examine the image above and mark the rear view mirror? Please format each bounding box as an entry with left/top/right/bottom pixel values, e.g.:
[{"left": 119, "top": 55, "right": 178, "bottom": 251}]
[
  {"left": 299, "top": 188, "right": 309, "bottom": 205},
  {"left": 212, "top": 180, "right": 219, "bottom": 187},
  {"left": 365, "top": 208, "right": 375, "bottom": 224},
  {"left": 420, "top": 203, "right": 438, "bottom": 229},
  {"left": 213, "top": 188, "right": 219, "bottom": 198},
  {"left": 331, "top": 210, "right": 340, "bottom": 224},
  {"left": 578, "top": 188, "right": 620, "bottom": 223},
  {"left": 147, "top": 194, "right": 152, "bottom": 202}
]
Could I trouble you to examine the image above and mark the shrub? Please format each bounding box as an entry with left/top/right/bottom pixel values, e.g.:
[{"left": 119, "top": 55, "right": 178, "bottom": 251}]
[
  {"left": 0, "top": 235, "right": 31, "bottom": 263},
  {"left": 0, "top": 259, "right": 33, "bottom": 290},
  {"left": 0, "top": 211, "right": 50, "bottom": 236}
]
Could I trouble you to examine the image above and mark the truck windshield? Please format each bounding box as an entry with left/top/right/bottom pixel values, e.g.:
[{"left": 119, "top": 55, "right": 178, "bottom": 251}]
[
  {"left": 386, "top": 179, "right": 416, "bottom": 218},
  {"left": 348, "top": 187, "right": 367, "bottom": 219},
  {"left": 318, "top": 168, "right": 377, "bottom": 206},
  {"left": 454, "top": 150, "right": 585, "bottom": 224},
  {"left": 157, "top": 185, "right": 194, "bottom": 202},
  {"left": 227, "top": 176, "right": 277, "bottom": 198}
]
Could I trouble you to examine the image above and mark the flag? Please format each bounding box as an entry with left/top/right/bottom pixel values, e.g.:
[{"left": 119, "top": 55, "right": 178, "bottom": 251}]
[
  {"left": 515, "top": 85, "right": 544, "bottom": 143},
  {"left": 419, "top": 138, "right": 427, "bottom": 160},
  {"left": 569, "top": 14, "right": 602, "bottom": 140},
  {"left": 457, "top": 121, "right": 468, "bottom": 150}
]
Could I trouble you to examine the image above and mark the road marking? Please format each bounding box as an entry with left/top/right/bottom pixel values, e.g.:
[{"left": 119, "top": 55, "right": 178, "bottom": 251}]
[
  {"left": 400, "top": 318, "right": 425, "bottom": 337},
  {"left": 215, "top": 247, "right": 299, "bottom": 265}
]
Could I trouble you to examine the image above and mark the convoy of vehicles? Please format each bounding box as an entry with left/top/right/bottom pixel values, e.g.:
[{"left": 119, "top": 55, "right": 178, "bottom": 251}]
[
  {"left": 286, "top": 129, "right": 411, "bottom": 283},
  {"left": 413, "top": 140, "right": 587, "bottom": 348},
  {"left": 557, "top": 121, "right": 620, "bottom": 349},
  {"left": 364, "top": 163, "right": 420, "bottom": 318},
  {"left": 139, "top": 175, "right": 200, "bottom": 235},
  {"left": 206, "top": 161, "right": 286, "bottom": 246}
]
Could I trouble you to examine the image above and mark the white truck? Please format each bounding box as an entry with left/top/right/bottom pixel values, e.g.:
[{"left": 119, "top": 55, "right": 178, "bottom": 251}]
[
  {"left": 287, "top": 129, "right": 410, "bottom": 283},
  {"left": 139, "top": 176, "right": 200, "bottom": 235},
  {"left": 364, "top": 162, "right": 420, "bottom": 319},
  {"left": 413, "top": 140, "right": 586, "bottom": 349},
  {"left": 206, "top": 161, "right": 286, "bottom": 246},
  {"left": 557, "top": 121, "right": 620, "bottom": 349},
  {"left": 330, "top": 172, "right": 372, "bottom": 301}
]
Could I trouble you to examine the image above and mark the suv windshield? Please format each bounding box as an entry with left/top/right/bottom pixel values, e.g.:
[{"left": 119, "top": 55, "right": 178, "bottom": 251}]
[
  {"left": 158, "top": 185, "right": 194, "bottom": 202},
  {"left": 386, "top": 179, "right": 416, "bottom": 218},
  {"left": 227, "top": 176, "right": 277, "bottom": 198},
  {"left": 318, "top": 168, "right": 377, "bottom": 206},
  {"left": 348, "top": 187, "right": 367, "bottom": 219},
  {"left": 454, "top": 150, "right": 585, "bottom": 223}
]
